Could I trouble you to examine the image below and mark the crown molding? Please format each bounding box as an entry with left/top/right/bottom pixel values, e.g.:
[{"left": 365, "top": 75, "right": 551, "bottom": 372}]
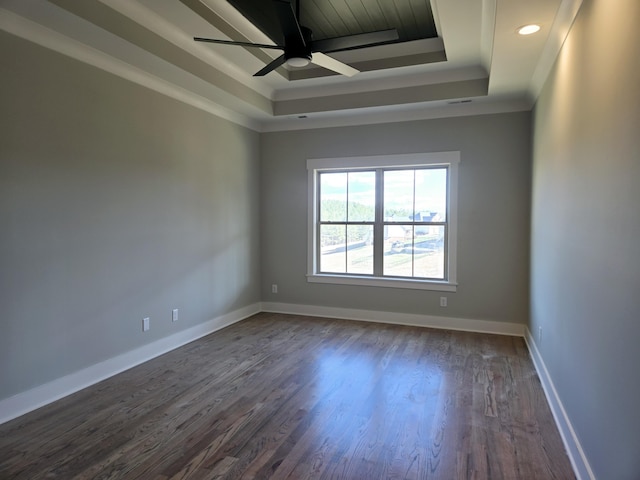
[
  {"left": 100, "top": 0, "right": 274, "bottom": 99},
  {"left": 529, "top": 0, "right": 584, "bottom": 101},
  {"left": 4, "top": 0, "right": 568, "bottom": 134},
  {"left": 260, "top": 95, "right": 532, "bottom": 132},
  {"left": 0, "top": 7, "right": 262, "bottom": 131}
]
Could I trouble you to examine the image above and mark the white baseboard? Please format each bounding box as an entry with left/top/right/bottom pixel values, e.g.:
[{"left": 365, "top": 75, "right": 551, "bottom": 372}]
[
  {"left": 0, "top": 303, "right": 260, "bottom": 425},
  {"left": 0, "top": 302, "right": 529, "bottom": 426},
  {"left": 260, "top": 302, "right": 525, "bottom": 337},
  {"left": 0, "top": 302, "right": 593, "bottom": 480},
  {"left": 524, "top": 328, "right": 595, "bottom": 480}
]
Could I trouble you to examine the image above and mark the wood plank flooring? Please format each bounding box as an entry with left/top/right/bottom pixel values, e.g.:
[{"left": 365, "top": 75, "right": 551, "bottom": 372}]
[{"left": 0, "top": 313, "right": 575, "bottom": 479}]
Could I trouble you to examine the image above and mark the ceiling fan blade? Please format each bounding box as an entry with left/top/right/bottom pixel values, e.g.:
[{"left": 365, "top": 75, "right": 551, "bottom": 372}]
[
  {"left": 311, "top": 52, "right": 359, "bottom": 77},
  {"left": 273, "top": 0, "right": 306, "bottom": 47},
  {"left": 194, "top": 37, "right": 283, "bottom": 50},
  {"left": 312, "top": 29, "right": 399, "bottom": 53},
  {"left": 254, "top": 54, "right": 287, "bottom": 76}
]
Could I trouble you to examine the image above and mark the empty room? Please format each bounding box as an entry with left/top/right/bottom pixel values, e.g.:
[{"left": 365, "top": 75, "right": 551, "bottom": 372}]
[{"left": 1, "top": 0, "right": 638, "bottom": 479}]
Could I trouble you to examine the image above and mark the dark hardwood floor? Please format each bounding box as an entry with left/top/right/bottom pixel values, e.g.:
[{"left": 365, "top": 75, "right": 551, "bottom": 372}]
[{"left": 0, "top": 313, "right": 575, "bottom": 479}]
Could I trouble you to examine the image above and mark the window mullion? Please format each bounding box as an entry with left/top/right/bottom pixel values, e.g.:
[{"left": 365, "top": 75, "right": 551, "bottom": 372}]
[
  {"left": 373, "top": 168, "right": 384, "bottom": 276},
  {"left": 343, "top": 224, "right": 348, "bottom": 273},
  {"left": 345, "top": 173, "right": 349, "bottom": 273},
  {"left": 412, "top": 171, "right": 416, "bottom": 277},
  {"left": 316, "top": 173, "right": 322, "bottom": 273},
  {"left": 443, "top": 167, "right": 450, "bottom": 280}
]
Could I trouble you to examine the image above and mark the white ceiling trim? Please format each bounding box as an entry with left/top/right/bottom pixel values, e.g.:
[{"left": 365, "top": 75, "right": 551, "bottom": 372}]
[
  {"left": 100, "top": 0, "right": 274, "bottom": 99},
  {"left": 529, "top": 0, "right": 584, "bottom": 100},
  {"left": 1, "top": 0, "right": 585, "bottom": 133},
  {"left": 200, "top": 0, "right": 277, "bottom": 47},
  {"left": 260, "top": 95, "right": 532, "bottom": 133},
  {"left": 480, "top": 0, "right": 497, "bottom": 72},
  {"left": 273, "top": 65, "right": 487, "bottom": 102},
  {"left": 0, "top": 8, "right": 261, "bottom": 131}
]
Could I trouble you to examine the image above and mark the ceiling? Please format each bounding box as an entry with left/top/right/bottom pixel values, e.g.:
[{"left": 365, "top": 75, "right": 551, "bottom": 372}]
[
  {"left": 0, "top": 0, "right": 583, "bottom": 132},
  {"left": 227, "top": 0, "right": 439, "bottom": 45}
]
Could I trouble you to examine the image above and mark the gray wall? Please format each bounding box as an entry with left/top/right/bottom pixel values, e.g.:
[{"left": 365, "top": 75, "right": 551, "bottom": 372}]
[
  {"left": 0, "top": 32, "right": 261, "bottom": 401},
  {"left": 260, "top": 112, "right": 531, "bottom": 324},
  {"left": 530, "top": 0, "right": 640, "bottom": 477}
]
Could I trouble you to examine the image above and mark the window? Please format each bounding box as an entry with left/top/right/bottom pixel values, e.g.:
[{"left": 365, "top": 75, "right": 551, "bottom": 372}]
[{"left": 307, "top": 152, "right": 459, "bottom": 291}]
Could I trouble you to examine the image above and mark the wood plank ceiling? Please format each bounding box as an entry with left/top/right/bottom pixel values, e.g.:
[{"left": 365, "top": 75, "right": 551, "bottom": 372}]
[{"left": 227, "top": 0, "right": 438, "bottom": 46}]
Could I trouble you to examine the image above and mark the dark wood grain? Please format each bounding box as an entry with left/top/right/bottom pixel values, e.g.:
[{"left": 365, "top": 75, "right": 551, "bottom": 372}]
[{"left": 0, "top": 313, "right": 575, "bottom": 479}]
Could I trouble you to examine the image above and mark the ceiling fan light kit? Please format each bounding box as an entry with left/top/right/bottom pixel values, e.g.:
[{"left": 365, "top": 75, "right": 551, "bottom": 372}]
[
  {"left": 194, "top": 0, "right": 399, "bottom": 77},
  {"left": 286, "top": 56, "right": 311, "bottom": 68}
]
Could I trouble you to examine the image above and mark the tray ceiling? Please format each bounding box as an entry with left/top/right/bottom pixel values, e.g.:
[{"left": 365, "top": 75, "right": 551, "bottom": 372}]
[{"left": 0, "top": 0, "right": 583, "bottom": 131}]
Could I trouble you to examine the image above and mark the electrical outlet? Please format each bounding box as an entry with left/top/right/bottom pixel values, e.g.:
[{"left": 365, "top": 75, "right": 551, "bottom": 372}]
[
  {"left": 271, "top": 284, "right": 278, "bottom": 294},
  {"left": 172, "top": 308, "right": 179, "bottom": 322},
  {"left": 440, "top": 296, "right": 447, "bottom": 307},
  {"left": 143, "top": 317, "right": 150, "bottom": 332}
]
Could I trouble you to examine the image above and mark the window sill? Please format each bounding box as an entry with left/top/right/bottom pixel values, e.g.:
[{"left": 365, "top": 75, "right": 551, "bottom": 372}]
[{"left": 306, "top": 274, "right": 457, "bottom": 292}]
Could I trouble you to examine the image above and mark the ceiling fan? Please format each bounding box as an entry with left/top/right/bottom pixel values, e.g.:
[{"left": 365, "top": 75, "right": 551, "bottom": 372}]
[{"left": 194, "top": 0, "right": 398, "bottom": 77}]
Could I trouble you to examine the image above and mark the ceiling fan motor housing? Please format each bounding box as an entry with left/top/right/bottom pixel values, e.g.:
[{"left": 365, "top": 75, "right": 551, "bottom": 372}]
[
  {"left": 285, "top": 25, "right": 313, "bottom": 63},
  {"left": 194, "top": 0, "right": 399, "bottom": 76}
]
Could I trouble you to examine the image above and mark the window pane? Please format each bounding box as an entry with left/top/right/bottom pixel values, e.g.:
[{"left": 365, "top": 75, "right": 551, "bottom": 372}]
[
  {"left": 384, "top": 170, "right": 415, "bottom": 222},
  {"left": 413, "top": 225, "right": 445, "bottom": 279},
  {"left": 346, "top": 225, "right": 373, "bottom": 274},
  {"left": 383, "top": 225, "right": 445, "bottom": 279},
  {"left": 320, "top": 224, "right": 346, "bottom": 273},
  {"left": 383, "top": 224, "right": 412, "bottom": 277},
  {"left": 320, "top": 172, "right": 347, "bottom": 222},
  {"left": 415, "top": 168, "right": 447, "bottom": 222},
  {"left": 348, "top": 171, "right": 375, "bottom": 222}
]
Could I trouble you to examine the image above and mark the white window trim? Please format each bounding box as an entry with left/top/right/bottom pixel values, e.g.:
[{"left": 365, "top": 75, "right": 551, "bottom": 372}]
[{"left": 307, "top": 152, "right": 459, "bottom": 292}]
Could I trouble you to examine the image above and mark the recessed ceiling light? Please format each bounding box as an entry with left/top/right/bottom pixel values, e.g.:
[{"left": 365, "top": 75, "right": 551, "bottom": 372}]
[{"left": 517, "top": 24, "right": 541, "bottom": 35}]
